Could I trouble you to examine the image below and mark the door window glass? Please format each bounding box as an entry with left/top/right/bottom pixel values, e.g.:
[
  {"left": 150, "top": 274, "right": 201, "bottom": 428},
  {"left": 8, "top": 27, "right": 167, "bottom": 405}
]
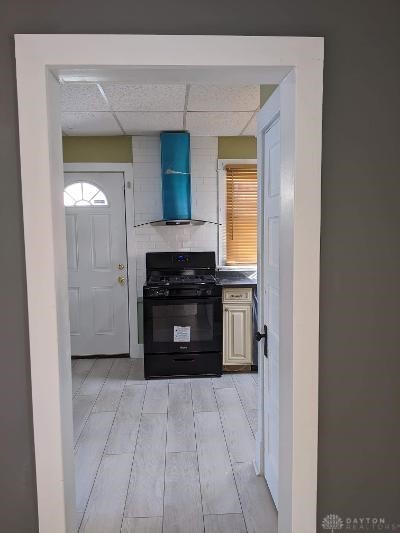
[{"left": 64, "top": 182, "right": 108, "bottom": 207}]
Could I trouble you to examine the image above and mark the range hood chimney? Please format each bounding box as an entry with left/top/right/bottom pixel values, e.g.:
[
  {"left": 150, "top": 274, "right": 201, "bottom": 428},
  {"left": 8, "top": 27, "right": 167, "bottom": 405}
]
[
  {"left": 134, "top": 131, "right": 219, "bottom": 227},
  {"left": 161, "top": 131, "right": 191, "bottom": 223}
]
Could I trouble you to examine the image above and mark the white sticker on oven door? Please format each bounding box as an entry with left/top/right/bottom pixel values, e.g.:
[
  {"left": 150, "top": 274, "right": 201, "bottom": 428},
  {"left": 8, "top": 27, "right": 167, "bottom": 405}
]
[{"left": 174, "top": 326, "right": 191, "bottom": 343}]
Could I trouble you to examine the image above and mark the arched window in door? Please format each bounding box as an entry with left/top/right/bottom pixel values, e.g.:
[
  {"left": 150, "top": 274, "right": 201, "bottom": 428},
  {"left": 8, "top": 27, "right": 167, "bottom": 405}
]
[{"left": 63, "top": 182, "right": 108, "bottom": 207}]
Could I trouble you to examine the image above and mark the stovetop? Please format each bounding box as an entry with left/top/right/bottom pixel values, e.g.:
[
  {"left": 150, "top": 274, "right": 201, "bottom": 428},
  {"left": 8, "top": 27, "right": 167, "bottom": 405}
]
[
  {"left": 144, "top": 252, "right": 220, "bottom": 297},
  {"left": 147, "top": 273, "right": 216, "bottom": 286}
]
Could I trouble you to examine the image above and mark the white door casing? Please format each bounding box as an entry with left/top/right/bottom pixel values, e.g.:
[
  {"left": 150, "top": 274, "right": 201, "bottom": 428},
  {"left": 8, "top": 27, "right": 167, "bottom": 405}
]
[
  {"left": 15, "top": 35, "right": 323, "bottom": 533},
  {"left": 64, "top": 172, "right": 129, "bottom": 356},
  {"left": 257, "top": 88, "right": 281, "bottom": 508}
]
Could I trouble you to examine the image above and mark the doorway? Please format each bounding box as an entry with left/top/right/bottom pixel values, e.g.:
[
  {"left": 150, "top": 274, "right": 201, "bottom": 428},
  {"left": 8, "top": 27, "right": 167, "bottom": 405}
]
[{"left": 15, "top": 34, "right": 323, "bottom": 533}]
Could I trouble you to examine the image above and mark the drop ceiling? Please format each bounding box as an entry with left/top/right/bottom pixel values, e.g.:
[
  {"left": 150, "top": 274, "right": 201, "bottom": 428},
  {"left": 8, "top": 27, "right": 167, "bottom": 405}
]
[{"left": 61, "top": 83, "right": 260, "bottom": 136}]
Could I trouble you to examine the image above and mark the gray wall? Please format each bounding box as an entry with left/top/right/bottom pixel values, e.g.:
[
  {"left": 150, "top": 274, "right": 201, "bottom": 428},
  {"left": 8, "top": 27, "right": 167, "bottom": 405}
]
[{"left": 1, "top": 1, "right": 399, "bottom": 531}]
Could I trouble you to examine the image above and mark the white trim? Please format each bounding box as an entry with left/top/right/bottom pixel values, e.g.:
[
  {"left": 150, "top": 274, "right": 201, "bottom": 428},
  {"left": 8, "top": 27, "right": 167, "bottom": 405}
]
[
  {"left": 14, "top": 34, "right": 323, "bottom": 533},
  {"left": 63, "top": 163, "right": 141, "bottom": 358},
  {"left": 217, "top": 158, "right": 257, "bottom": 268}
]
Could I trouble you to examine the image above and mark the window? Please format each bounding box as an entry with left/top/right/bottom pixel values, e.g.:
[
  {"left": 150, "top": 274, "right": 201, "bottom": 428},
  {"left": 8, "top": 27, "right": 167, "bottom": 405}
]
[
  {"left": 63, "top": 182, "right": 108, "bottom": 207},
  {"left": 223, "top": 163, "right": 258, "bottom": 266}
]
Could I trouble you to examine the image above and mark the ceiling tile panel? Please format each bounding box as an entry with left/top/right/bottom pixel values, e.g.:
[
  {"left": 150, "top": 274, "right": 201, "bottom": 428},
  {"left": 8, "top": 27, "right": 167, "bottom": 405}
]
[
  {"left": 61, "top": 84, "right": 109, "bottom": 112},
  {"left": 116, "top": 112, "right": 183, "bottom": 134},
  {"left": 101, "top": 84, "right": 186, "bottom": 111},
  {"left": 188, "top": 85, "right": 259, "bottom": 111},
  {"left": 62, "top": 112, "right": 122, "bottom": 135},
  {"left": 242, "top": 114, "right": 257, "bottom": 136},
  {"left": 186, "top": 112, "right": 253, "bottom": 136}
]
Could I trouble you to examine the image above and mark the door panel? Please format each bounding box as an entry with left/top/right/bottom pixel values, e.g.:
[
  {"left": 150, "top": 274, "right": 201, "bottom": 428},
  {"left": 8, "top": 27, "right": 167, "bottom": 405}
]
[
  {"left": 68, "top": 287, "right": 81, "bottom": 335},
  {"left": 92, "top": 287, "right": 115, "bottom": 334},
  {"left": 257, "top": 94, "right": 281, "bottom": 508},
  {"left": 65, "top": 172, "right": 129, "bottom": 356},
  {"left": 65, "top": 214, "right": 79, "bottom": 271},
  {"left": 91, "top": 214, "right": 112, "bottom": 270}
]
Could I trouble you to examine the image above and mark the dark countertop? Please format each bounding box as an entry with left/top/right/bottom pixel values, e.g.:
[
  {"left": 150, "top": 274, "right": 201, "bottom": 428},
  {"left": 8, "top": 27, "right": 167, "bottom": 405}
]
[{"left": 216, "top": 270, "right": 257, "bottom": 288}]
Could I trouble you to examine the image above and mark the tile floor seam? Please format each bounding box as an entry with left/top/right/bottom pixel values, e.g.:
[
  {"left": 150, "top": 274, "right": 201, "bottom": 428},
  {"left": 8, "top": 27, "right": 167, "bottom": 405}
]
[
  {"left": 73, "top": 359, "right": 96, "bottom": 398},
  {"left": 119, "top": 363, "right": 148, "bottom": 531},
  {"left": 211, "top": 379, "right": 248, "bottom": 533},
  {"left": 78, "top": 359, "right": 130, "bottom": 531},
  {"left": 189, "top": 380, "right": 206, "bottom": 533},
  {"left": 160, "top": 382, "right": 170, "bottom": 533},
  {"left": 232, "top": 375, "right": 257, "bottom": 439},
  {"left": 74, "top": 358, "right": 117, "bottom": 451}
]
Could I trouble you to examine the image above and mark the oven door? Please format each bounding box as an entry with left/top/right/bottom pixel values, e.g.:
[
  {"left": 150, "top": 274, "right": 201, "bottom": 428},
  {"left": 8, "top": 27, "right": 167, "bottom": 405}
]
[{"left": 144, "top": 296, "right": 222, "bottom": 354}]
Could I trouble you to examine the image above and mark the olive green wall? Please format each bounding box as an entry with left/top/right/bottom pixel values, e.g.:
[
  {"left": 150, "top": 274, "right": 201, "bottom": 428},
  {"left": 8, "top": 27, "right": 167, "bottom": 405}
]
[
  {"left": 217, "top": 136, "right": 256, "bottom": 159},
  {"left": 260, "top": 84, "right": 277, "bottom": 106},
  {"left": 62, "top": 136, "right": 133, "bottom": 162},
  {"left": 63, "top": 135, "right": 256, "bottom": 162}
]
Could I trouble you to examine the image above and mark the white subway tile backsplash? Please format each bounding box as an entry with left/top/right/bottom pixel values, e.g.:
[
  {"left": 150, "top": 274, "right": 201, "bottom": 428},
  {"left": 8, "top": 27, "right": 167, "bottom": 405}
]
[
  {"left": 191, "top": 137, "right": 218, "bottom": 150},
  {"left": 194, "top": 177, "right": 217, "bottom": 192},
  {"left": 133, "top": 136, "right": 160, "bottom": 152},
  {"left": 134, "top": 178, "right": 162, "bottom": 192},
  {"left": 191, "top": 158, "right": 217, "bottom": 178},
  {"left": 133, "top": 162, "right": 161, "bottom": 178}
]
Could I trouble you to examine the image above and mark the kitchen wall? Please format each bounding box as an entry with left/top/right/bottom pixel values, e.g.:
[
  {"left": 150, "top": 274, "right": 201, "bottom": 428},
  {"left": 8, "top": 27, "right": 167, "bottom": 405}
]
[
  {"left": 2, "top": 2, "right": 400, "bottom": 531},
  {"left": 62, "top": 135, "right": 237, "bottom": 345},
  {"left": 62, "top": 134, "right": 256, "bottom": 161},
  {"left": 218, "top": 136, "right": 256, "bottom": 159},
  {"left": 63, "top": 136, "right": 132, "bottom": 162}
]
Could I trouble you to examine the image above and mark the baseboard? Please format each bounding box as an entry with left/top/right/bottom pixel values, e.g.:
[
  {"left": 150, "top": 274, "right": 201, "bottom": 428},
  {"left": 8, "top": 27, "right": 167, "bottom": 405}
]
[{"left": 71, "top": 353, "right": 129, "bottom": 360}]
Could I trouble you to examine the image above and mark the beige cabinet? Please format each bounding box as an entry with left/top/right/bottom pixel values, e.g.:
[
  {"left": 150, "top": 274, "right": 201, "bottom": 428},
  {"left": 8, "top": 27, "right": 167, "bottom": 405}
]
[{"left": 223, "top": 288, "right": 253, "bottom": 366}]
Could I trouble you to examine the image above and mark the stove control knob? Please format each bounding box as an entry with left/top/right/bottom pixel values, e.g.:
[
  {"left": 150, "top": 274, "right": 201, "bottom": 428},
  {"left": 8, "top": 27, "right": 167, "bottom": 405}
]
[
  {"left": 164, "top": 289, "right": 169, "bottom": 296},
  {"left": 206, "top": 288, "right": 212, "bottom": 296}
]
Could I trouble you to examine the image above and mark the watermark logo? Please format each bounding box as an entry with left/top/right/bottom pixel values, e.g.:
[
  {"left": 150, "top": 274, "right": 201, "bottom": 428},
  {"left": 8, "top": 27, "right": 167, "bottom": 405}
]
[
  {"left": 322, "top": 514, "right": 344, "bottom": 532},
  {"left": 321, "top": 515, "right": 400, "bottom": 531}
]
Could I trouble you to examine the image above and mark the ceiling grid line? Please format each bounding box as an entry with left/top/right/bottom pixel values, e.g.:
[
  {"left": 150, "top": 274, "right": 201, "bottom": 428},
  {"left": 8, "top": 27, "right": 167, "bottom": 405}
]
[
  {"left": 240, "top": 107, "right": 259, "bottom": 136},
  {"left": 60, "top": 82, "right": 261, "bottom": 136},
  {"left": 96, "top": 83, "right": 127, "bottom": 134},
  {"left": 183, "top": 84, "right": 190, "bottom": 130}
]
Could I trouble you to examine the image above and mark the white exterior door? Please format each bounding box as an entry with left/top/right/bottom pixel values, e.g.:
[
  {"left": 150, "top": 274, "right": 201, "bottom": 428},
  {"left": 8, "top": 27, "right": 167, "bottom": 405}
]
[
  {"left": 257, "top": 90, "right": 281, "bottom": 508},
  {"left": 64, "top": 172, "right": 129, "bottom": 356}
]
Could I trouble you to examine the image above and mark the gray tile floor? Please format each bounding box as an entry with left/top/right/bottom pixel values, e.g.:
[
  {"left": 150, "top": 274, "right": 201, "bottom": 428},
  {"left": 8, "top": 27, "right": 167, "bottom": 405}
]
[{"left": 72, "top": 357, "right": 277, "bottom": 533}]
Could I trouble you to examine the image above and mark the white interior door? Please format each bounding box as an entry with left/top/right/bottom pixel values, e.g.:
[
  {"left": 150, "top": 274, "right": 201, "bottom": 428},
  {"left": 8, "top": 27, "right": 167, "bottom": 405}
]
[
  {"left": 64, "top": 172, "right": 129, "bottom": 356},
  {"left": 257, "top": 89, "right": 281, "bottom": 508}
]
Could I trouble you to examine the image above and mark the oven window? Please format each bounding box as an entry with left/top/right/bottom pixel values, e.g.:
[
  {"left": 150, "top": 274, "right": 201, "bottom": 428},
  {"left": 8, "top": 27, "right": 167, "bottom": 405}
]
[{"left": 152, "top": 302, "right": 214, "bottom": 343}]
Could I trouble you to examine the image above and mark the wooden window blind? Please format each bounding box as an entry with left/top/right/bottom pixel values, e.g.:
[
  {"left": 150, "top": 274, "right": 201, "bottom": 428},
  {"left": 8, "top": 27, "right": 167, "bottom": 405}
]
[{"left": 225, "top": 164, "right": 258, "bottom": 265}]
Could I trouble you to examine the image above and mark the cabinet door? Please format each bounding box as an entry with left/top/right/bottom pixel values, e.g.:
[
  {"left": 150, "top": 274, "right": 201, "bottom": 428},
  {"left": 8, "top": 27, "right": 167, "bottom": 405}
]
[{"left": 223, "top": 304, "right": 252, "bottom": 365}]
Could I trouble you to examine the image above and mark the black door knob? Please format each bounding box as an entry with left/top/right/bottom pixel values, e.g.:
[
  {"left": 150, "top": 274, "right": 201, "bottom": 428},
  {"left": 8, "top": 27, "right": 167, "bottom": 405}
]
[
  {"left": 255, "top": 325, "right": 268, "bottom": 357},
  {"left": 256, "top": 330, "right": 266, "bottom": 341}
]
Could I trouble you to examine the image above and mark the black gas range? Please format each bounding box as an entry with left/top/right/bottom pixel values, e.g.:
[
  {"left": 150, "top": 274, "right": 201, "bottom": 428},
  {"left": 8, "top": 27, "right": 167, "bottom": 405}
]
[{"left": 143, "top": 252, "right": 222, "bottom": 379}]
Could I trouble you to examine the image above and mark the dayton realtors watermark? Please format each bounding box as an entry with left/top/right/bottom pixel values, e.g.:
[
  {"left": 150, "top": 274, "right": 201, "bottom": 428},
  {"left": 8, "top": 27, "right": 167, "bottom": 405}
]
[{"left": 322, "top": 514, "right": 400, "bottom": 531}]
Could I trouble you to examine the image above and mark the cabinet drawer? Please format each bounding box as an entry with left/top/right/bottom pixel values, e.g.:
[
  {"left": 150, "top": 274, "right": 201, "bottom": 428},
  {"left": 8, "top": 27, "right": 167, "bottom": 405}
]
[{"left": 223, "top": 287, "right": 252, "bottom": 303}]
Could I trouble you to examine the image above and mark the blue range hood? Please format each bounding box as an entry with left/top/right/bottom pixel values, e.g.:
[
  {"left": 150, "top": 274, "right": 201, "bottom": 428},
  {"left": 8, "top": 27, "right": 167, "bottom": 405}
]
[
  {"left": 133, "top": 130, "right": 220, "bottom": 227},
  {"left": 161, "top": 131, "right": 191, "bottom": 222}
]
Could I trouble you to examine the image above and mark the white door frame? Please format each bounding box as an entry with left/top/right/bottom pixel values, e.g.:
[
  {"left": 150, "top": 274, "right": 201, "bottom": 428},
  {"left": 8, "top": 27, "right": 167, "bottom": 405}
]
[
  {"left": 14, "top": 35, "right": 323, "bottom": 533},
  {"left": 63, "top": 163, "right": 141, "bottom": 358}
]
